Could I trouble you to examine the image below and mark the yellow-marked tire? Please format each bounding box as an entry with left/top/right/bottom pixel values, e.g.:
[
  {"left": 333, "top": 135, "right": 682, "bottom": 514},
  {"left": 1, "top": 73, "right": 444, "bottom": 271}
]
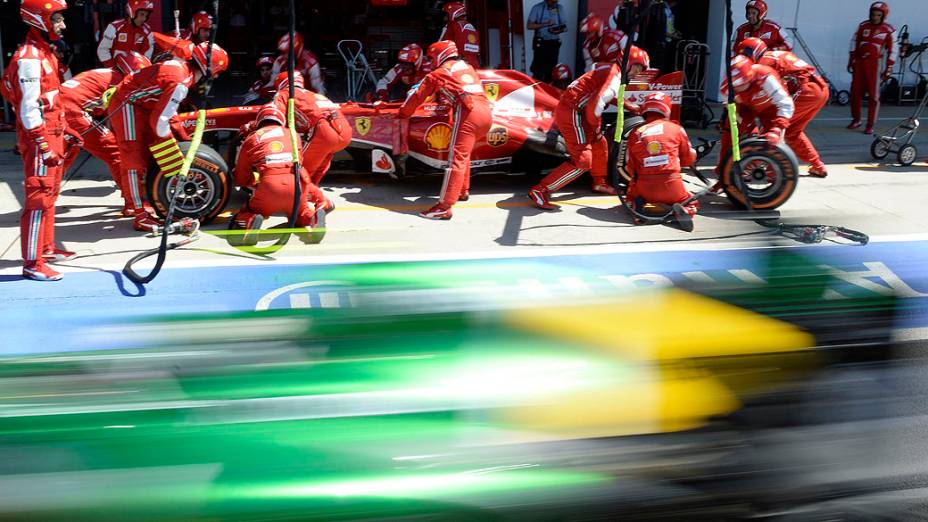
[{"left": 146, "top": 142, "right": 230, "bottom": 223}]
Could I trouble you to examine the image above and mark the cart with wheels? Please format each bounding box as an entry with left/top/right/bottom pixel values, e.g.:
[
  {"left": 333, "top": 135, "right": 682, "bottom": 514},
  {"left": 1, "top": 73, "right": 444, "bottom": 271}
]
[{"left": 870, "top": 91, "right": 927, "bottom": 166}]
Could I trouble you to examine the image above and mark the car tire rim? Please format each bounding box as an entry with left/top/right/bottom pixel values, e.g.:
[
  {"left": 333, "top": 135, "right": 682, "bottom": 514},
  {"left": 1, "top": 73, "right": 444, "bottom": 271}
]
[
  {"left": 739, "top": 154, "right": 783, "bottom": 199},
  {"left": 165, "top": 171, "right": 216, "bottom": 214}
]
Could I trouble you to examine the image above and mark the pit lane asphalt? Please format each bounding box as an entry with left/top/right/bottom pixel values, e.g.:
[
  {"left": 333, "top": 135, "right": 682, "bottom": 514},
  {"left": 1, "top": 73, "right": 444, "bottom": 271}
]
[{"left": 1, "top": 103, "right": 928, "bottom": 348}]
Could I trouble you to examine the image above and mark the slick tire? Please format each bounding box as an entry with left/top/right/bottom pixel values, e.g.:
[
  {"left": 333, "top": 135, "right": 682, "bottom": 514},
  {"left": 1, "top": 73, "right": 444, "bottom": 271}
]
[
  {"left": 719, "top": 138, "right": 799, "bottom": 211},
  {"left": 606, "top": 116, "right": 646, "bottom": 188},
  {"left": 147, "top": 142, "right": 230, "bottom": 224}
]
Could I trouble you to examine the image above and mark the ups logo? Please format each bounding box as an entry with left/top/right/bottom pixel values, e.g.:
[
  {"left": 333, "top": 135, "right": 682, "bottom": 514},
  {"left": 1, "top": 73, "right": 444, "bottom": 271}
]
[{"left": 486, "top": 125, "right": 508, "bottom": 147}]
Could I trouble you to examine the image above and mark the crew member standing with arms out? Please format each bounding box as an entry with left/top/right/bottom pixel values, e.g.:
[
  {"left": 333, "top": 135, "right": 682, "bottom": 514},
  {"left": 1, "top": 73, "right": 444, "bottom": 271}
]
[
  {"left": 269, "top": 33, "right": 325, "bottom": 95},
  {"left": 97, "top": 0, "right": 155, "bottom": 68},
  {"left": 4, "top": 0, "right": 71, "bottom": 280},
  {"left": 376, "top": 44, "right": 432, "bottom": 101},
  {"left": 439, "top": 3, "right": 480, "bottom": 68},
  {"left": 108, "top": 37, "right": 229, "bottom": 231},
  {"left": 738, "top": 37, "right": 829, "bottom": 177},
  {"left": 734, "top": 0, "right": 791, "bottom": 51},
  {"left": 273, "top": 71, "right": 351, "bottom": 214},
  {"left": 399, "top": 41, "right": 492, "bottom": 220},
  {"left": 528, "top": 37, "right": 623, "bottom": 212},
  {"left": 625, "top": 93, "right": 698, "bottom": 232},
  {"left": 848, "top": 2, "right": 895, "bottom": 135},
  {"left": 527, "top": 0, "right": 567, "bottom": 82}
]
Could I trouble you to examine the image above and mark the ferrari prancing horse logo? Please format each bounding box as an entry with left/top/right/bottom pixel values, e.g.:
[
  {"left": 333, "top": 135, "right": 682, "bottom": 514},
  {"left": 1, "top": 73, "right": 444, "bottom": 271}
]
[
  {"left": 355, "top": 116, "right": 372, "bottom": 136},
  {"left": 483, "top": 82, "right": 500, "bottom": 102}
]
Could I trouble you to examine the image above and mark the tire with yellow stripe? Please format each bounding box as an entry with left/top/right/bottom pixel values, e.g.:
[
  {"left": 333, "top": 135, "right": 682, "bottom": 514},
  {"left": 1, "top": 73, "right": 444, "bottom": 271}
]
[
  {"left": 605, "top": 116, "right": 645, "bottom": 189},
  {"left": 146, "top": 142, "right": 230, "bottom": 223}
]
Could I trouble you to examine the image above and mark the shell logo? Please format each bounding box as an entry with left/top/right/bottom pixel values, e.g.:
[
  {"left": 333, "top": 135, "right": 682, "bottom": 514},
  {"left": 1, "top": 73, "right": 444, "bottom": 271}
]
[
  {"left": 483, "top": 82, "right": 500, "bottom": 102},
  {"left": 355, "top": 116, "right": 372, "bottom": 136},
  {"left": 425, "top": 122, "right": 452, "bottom": 151},
  {"left": 44, "top": 3, "right": 53, "bottom": 8},
  {"left": 646, "top": 141, "right": 662, "bottom": 155},
  {"left": 467, "top": 33, "right": 477, "bottom": 44},
  {"left": 269, "top": 141, "right": 284, "bottom": 153}
]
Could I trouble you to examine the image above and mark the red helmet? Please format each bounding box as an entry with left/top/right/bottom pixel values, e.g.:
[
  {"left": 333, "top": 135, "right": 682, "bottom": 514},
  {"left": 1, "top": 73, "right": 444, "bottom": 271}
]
[
  {"left": 276, "top": 71, "right": 305, "bottom": 90},
  {"left": 20, "top": 0, "right": 68, "bottom": 41},
  {"left": 190, "top": 11, "right": 213, "bottom": 35},
  {"left": 628, "top": 46, "right": 651, "bottom": 70},
  {"left": 580, "top": 14, "right": 605, "bottom": 40},
  {"left": 114, "top": 51, "right": 152, "bottom": 75},
  {"left": 597, "top": 30, "right": 625, "bottom": 63},
  {"left": 427, "top": 40, "right": 459, "bottom": 66},
  {"left": 641, "top": 92, "right": 672, "bottom": 118},
  {"left": 443, "top": 2, "right": 467, "bottom": 20},
  {"left": 398, "top": 43, "right": 423, "bottom": 67},
  {"left": 127, "top": 0, "right": 154, "bottom": 18},
  {"left": 730, "top": 55, "right": 756, "bottom": 92},
  {"left": 256, "top": 56, "right": 275, "bottom": 69},
  {"left": 191, "top": 42, "right": 229, "bottom": 79},
  {"left": 746, "top": 0, "right": 768, "bottom": 19},
  {"left": 552, "top": 63, "right": 572, "bottom": 81},
  {"left": 255, "top": 104, "right": 286, "bottom": 128},
  {"left": 152, "top": 32, "right": 195, "bottom": 59},
  {"left": 870, "top": 2, "right": 889, "bottom": 20},
  {"left": 736, "top": 37, "right": 768, "bottom": 62},
  {"left": 278, "top": 33, "right": 305, "bottom": 56}
]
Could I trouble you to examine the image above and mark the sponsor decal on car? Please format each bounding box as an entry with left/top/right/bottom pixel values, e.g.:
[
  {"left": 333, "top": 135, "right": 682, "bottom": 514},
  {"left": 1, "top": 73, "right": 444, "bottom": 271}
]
[
  {"left": 425, "top": 122, "right": 452, "bottom": 152},
  {"left": 483, "top": 82, "right": 500, "bottom": 102},
  {"left": 355, "top": 116, "right": 372, "bottom": 136},
  {"left": 487, "top": 125, "right": 509, "bottom": 147}
]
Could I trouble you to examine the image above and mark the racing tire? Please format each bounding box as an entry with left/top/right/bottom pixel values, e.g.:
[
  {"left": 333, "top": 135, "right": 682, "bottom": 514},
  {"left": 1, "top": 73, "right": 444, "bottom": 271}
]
[
  {"left": 606, "top": 116, "right": 646, "bottom": 188},
  {"left": 870, "top": 139, "right": 890, "bottom": 160},
  {"left": 897, "top": 144, "right": 918, "bottom": 167},
  {"left": 719, "top": 138, "right": 799, "bottom": 211},
  {"left": 147, "top": 142, "right": 230, "bottom": 224}
]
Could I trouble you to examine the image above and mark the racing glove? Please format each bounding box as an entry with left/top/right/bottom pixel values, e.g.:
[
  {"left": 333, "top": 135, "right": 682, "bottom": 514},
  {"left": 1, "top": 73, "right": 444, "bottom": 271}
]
[
  {"left": 28, "top": 127, "right": 62, "bottom": 167},
  {"left": 149, "top": 136, "right": 186, "bottom": 178},
  {"left": 763, "top": 128, "right": 784, "bottom": 146},
  {"left": 63, "top": 127, "right": 84, "bottom": 162},
  {"left": 100, "top": 86, "right": 118, "bottom": 111}
]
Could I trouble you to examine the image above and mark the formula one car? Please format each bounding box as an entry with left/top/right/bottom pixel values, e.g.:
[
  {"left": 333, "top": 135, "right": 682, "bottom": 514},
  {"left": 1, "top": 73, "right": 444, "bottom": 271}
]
[{"left": 156, "top": 69, "right": 796, "bottom": 222}]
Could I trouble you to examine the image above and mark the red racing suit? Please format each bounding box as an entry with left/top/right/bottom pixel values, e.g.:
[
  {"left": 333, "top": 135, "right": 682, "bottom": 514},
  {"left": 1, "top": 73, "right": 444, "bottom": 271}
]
[
  {"left": 60, "top": 68, "right": 125, "bottom": 196},
  {"left": 376, "top": 60, "right": 433, "bottom": 100},
  {"left": 582, "top": 29, "right": 627, "bottom": 72},
  {"left": 440, "top": 20, "right": 481, "bottom": 68},
  {"left": 108, "top": 60, "right": 194, "bottom": 212},
  {"left": 718, "top": 64, "right": 795, "bottom": 171},
  {"left": 270, "top": 50, "right": 325, "bottom": 95},
  {"left": 536, "top": 62, "right": 621, "bottom": 192},
  {"left": 274, "top": 87, "right": 352, "bottom": 204},
  {"left": 399, "top": 58, "right": 492, "bottom": 207},
  {"left": 758, "top": 50, "right": 828, "bottom": 168},
  {"left": 626, "top": 116, "right": 698, "bottom": 216},
  {"left": 97, "top": 18, "right": 154, "bottom": 68},
  {"left": 244, "top": 79, "right": 275, "bottom": 104},
  {"left": 734, "top": 20, "right": 792, "bottom": 51},
  {"left": 233, "top": 124, "right": 318, "bottom": 226},
  {"left": 3, "top": 30, "right": 67, "bottom": 264},
  {"left": 849, "top": 20, "right": 895, "bottom": 128}
]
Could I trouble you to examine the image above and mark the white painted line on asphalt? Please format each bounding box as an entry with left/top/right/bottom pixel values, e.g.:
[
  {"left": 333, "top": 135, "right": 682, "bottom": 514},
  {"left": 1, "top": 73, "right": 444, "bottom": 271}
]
[
  {"left": 3, "top": 232, "right": 928, "bottom": 276},
  {"left": 897, "top": 328, "right": 928, "bottom": 342}
]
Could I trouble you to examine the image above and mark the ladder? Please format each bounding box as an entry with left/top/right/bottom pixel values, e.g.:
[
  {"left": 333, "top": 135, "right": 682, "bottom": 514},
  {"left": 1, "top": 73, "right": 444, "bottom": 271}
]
[{"left": 337, "top": 40, "right": 379, "bottom": 101}]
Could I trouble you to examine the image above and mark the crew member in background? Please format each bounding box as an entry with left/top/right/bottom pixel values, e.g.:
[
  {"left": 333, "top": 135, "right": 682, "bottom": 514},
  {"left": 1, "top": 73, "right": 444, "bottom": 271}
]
[
  {"left": 627, "top": 46, "right": 652, "bottom": 78},
  {"left": 243, "top": 56, "right": 276, "bottom": 104},
  {"left": 376, "top": 44, "right": 432, "bottom": 101},
  {"left": 179, "top": 11, "right": 213, "bottom": 44},
  {"left": 273, "top": 71, "right": 351, "bottom": 214},
  {"left": 580, "top": 14, "right": 629, "bottom": 72},
  {"left": 108, "top": 37, "right": 229, "bottom": 231},
  {"left": 229, "top": 104, "right": 322, "bottom": 246},
  {"left": 738, "top": 37, "right": 829, "bottom": 177},
  {"left": 528, "top": 37, "right": 624, "bottom": 211},
  {"left": 270, "top": 32, "right": 325, "bottom": 95},
  {"left": 97, "top": 0, "right": 155, "bottom": 68},
  {"left": 399, "top": 41, "right": 492, "bottom": 220},
  {"left": 716, "top": 55, "right": 794, "bottom": 176},
  {"left": 60, "top": 52, "right": 153, "bottom": 215},
  {"left": 625, "top": 92, "right": 698, "bottom": 232},
  {"left": 848, "top": 1, "right": 895, "bottom": 134},
  {"left": 4, "top": 0, "right": 71, "bottom": 280},
  {"left": 551, "top": 63, "right": 572, "bottom": 90},
  {"left": 734, "top": 0, "right": 791, "bottom": 51},
  {"left": 527, "top": 0, "right": 567, "bottom": 82},
  {"left": 439, "top": 2, "right": 480, "bottom": 68}
]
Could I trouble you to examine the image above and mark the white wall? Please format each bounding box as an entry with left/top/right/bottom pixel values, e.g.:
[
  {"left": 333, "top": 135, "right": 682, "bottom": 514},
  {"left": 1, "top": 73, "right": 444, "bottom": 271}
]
[
  {"left": 521, "top": 0, "right": 579, "bottom": 75},
  {"left": 705, "top": 0, "right": 928, "bottom": 101}
]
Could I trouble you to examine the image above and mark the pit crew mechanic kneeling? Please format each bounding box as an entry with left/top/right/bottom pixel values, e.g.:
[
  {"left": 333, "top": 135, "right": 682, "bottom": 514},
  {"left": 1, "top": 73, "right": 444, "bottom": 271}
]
[
  {"left": 625, "top": 92, "right": 698, "bottom": 232},
  {"left": 229, "top": 105, "right": 323, "bottom": 246},
  {"left": 108, "top": 37, "right": 229, "bottom": 231}
]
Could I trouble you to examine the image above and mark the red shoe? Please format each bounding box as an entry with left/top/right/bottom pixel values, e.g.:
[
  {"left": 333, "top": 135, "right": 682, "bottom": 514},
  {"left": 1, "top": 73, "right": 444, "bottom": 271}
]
[
  {"left": 808, "top": 164, "right": 828, "bottom": 178},
  {"left": 528, "top": 187, "right": 559, "bottom": 211},
  {"left": 847, "top": 120, "right": 862, "bottom": 130},
  {"left": 591, "top": 182, "right": 618, "bottom": 195},
  {"left": 23, "top": 262, "right": 63, "bottom": 281},
  {"left": 458, "top": 190, "right": 470, "bottom": 202},
  {"left": 323, "top": 197, "right": 336, "bottom": 214},
  {"left": 43, "top": 247, "right": 77, "bottom": 263},
  {"left": 121, "top": 204, "right": 140, "bottom": 217},
  {"left": 863, "top": 126, "right": 874, "bottom": 135},
  {"left": 672, "top": 203, "right": 695, "bottom": 233},
  {"left": 133, "top": 211, "right": 163, "bottom": 232},
  {"left": 419, "top": 203, "right": 453, "bottom": 220},
  {"left": 228, "top": 214, "right": 264, "bottom": 247}
]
